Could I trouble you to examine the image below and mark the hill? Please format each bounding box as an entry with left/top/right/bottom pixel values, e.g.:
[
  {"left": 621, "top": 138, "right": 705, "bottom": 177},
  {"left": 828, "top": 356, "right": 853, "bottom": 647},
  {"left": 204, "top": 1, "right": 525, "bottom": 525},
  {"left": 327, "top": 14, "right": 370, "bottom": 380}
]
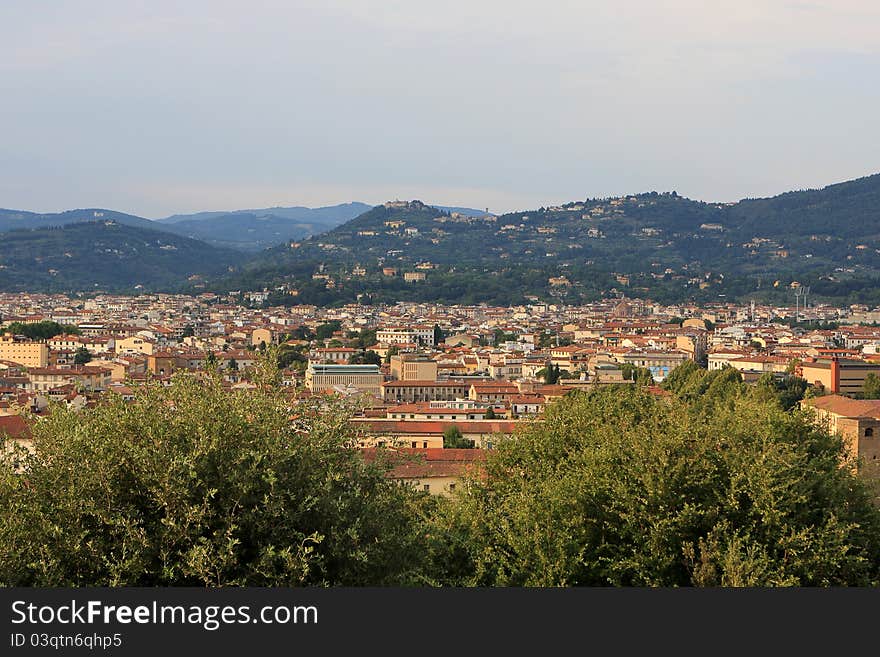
[
  {"left": 0, "top": 221, "right": 244, "bottom": 293},
  {"left": 0, "top": 208, "right": 160, "bottom": 233},
  {"left": 156, "top": 203, "right": 372, "bottom": 251},
  {"left": 228, "top": 174, "right": 880, "bottom": 306}
]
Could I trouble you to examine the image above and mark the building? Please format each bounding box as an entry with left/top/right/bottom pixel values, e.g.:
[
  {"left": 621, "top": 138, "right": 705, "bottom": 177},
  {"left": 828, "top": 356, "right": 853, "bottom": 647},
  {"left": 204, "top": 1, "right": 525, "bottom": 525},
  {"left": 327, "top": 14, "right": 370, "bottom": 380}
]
[
  {"left": 800, "top": 358, "right": 880, "bottom": 395},
  {"left": 390, "top": 354, "right": 438, "bottom": 381},
  {"left": 802, "top": 395, "right": 880, "bottom": 475},
  {"left": 403, "top": 272, "right": 426, "bottom": 282},
  {"left": 376, "top": 327, "right": 434, "bottom": 347},
  {"left": 354, "top": 419, "right": 515, "bottom": 449},
  {"left": 382, "top": 381, "right": 469, "bottom": 404},
  {"left": 310, "top": 347, "right": 360, "bottom": 364},
  {"left": 618, "top": 351, "right": 689, "bottom": 382},
  {"left": 27, "top": 366, "right": 111, "bottom": 392},
  {"left": 115, "top": 335, "right": 156, "bottom": 356},
  {"left": 305, "top": 364, "right": 383, "bottom": 397},
  {"left": 362, "top": 448, "right": 486, "bottom": 496},
  {"left": 0, "top": 334, "right": 49, "bottom": 368}
]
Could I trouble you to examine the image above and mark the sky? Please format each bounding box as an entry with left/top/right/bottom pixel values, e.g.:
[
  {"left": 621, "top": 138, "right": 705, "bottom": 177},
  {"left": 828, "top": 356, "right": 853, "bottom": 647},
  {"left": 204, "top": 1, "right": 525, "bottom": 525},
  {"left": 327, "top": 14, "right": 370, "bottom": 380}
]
[{"left": 1, "top": 1, "right": 878, "bottom": 218}]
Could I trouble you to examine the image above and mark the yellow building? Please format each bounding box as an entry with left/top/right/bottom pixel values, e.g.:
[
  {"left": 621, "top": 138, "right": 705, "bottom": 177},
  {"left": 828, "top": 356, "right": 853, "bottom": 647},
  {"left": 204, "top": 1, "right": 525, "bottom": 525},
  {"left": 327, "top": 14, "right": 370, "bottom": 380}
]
[
  {"left": 362, "top": 448, "right": 486, "bottom": 496},
  {"left": 390, "top": 354, "right": 438, "bottom": 381},
  {"left": 115, "top": 335, "right": 156, "bottom": 356},
  {"left": 27, "top": 366, "right": 111, "bottom": 392},
  {"left": 802, "top": 395, "right": 880, "bottom": 476},
  {"left": 800, "top": 358, "right": 880, "bottom": 395},
  {"left": 0, "top": 334, "right": 49, "bottom": 368}
]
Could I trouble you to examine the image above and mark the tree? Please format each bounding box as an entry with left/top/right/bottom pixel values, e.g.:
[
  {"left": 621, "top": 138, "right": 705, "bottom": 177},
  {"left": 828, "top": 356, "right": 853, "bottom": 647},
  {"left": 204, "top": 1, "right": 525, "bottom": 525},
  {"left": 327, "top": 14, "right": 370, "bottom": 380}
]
[
  {"left": 863, "top": 373, "right": 880, "bottom": 400},
  {"left": 349, "top": 351, "right": 381, "bottom": 366},
  {"left": 384, "top": 345, "right": 399, "bottom": 365},
  {"left": 443, "top": 426, "right": 472, "bottom": 449},
  {"left": 181, "top": 325, "right": 195, "bottom": 338},
  {"left": 73, "top": 347, "right": 92, "bottom": 366},
  {"left": 227, "top": 358, "right": 239, "bottom": 371},
  {"left": 316, "top": 321, "right": 342, "bottom": 341},
  {"left": 0, "top": 366, "right": 428, "bottom": 586},
  {"left": 4, "top": 321, "right": 78, "bottom": 340},
  {"left": 542, "top": 363, "right": 561, "bottom": 385},
  {"left": 433, "top": 324, "right": 445, "bottom": 346},
  {"left": 484, "top": 407, "right": 496, "bottom": 420},
  {"left": 425, "top": 386, "right": 880, "bottom": 586},
  {"left": 620, "top": 363, "right": 655, "bottom": 386}
]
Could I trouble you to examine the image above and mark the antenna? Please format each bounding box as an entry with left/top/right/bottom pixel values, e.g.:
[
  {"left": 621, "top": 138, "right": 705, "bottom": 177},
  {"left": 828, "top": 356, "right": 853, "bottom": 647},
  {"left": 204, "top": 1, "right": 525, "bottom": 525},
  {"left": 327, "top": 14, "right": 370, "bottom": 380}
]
[{"left": 794, "top": 286, "right": 805, "bottom": 324}]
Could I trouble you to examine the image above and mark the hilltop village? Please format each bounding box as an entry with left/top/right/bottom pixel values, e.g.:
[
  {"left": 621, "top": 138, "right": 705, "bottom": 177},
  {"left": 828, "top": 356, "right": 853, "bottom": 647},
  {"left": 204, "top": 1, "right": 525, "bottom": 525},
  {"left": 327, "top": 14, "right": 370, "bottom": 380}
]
[{"left": 4, "top": 291, "right": 880, "bottom": 492}]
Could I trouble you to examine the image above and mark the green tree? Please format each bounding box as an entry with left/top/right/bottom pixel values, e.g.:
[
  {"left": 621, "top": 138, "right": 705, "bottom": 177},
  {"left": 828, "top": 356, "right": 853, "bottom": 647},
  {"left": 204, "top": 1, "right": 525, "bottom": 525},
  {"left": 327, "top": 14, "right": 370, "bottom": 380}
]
[
  {"left": 426, "top": 386, "right": 880, "bottom": 586},
  {"left": 484, "top": 407, "right": 496, "bottom": 420},
  {"left": 0, "top": 368, "right": 428, "bottom": 586},
  {"left": 4, "top": 321, "right": 78, "bottom": 340},
  {"left": 542, "top": 363, "right": 561, "bottom": 385},
  {"left": 433, "top": 324, "right": 445, "bottom": 346},
  {"left": 384, "top": 345, "right": 399, "bottom": 365},
  {"left": 227, "top": 358, "right": 239, "bottom": 371},
  {"left": 620, "top": 362, "right": 655, "bottom": 386},
  {"left": 443, "top": 426, "right": 472, "bottom": 449},
  {"left": 316, "top": 321, "right": 342, "bottom": 341},
  {"left": 863, "top": 373, "right": 880, "bottom": 399},
  {"left": 73, "top": 346, "right": 92, "bottom": 366},
  {"left": 181, "top": 325, "right": 195, "bottom": 338},
  {"left": 349, "top": 351, "right": 381, "bottom": 366}
]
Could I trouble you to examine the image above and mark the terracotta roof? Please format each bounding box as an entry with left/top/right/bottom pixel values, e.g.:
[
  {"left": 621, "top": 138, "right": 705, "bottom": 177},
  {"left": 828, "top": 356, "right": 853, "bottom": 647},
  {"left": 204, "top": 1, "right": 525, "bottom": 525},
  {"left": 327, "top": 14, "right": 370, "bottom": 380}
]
[
  {"left": 355, "top": 419, "right": 518, "bottom": 435},
  {"left": 803, "top": 395, "right": 880, "bottom": 419},
  {"left": 0, "top": 414, "right": 31, "bottom": 439},
  {"left": 362, "top": 447, "right": 486, "bottom": 479}
]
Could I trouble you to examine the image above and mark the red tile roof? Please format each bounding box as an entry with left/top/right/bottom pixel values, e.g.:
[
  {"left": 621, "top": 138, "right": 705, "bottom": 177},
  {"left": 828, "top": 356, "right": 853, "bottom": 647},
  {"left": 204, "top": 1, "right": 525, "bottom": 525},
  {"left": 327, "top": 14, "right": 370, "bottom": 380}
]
[
  {"left": 0, "top": 415, "right": 31, "bottom": 439},
  {"left": 362, "top": 447, "right": 486, "bottom": 479},
  {"left": 355, "top": 419, "right": 518, "bottom": 435},
  {"left": 803, "top": 394, "right": 880, "bottom": 419}
]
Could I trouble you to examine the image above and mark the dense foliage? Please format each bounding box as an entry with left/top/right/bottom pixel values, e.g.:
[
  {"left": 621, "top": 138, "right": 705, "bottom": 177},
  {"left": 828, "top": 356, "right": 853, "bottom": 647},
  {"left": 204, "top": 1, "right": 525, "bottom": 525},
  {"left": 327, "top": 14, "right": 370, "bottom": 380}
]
[
  {"left": 2, "top": 321, "right": 79, "bottom": 340},
  {"left": 0, "top": 370, "right": 426, "bottom": 585},
  {"left": 425, "top": 386, "right": 880, "bottom": 586},
  {"left": 0, "top": 221, "right": 244, "bottom": 293},
  {"left": 3, "top": 363, "right": 880, "bottom": 587}
]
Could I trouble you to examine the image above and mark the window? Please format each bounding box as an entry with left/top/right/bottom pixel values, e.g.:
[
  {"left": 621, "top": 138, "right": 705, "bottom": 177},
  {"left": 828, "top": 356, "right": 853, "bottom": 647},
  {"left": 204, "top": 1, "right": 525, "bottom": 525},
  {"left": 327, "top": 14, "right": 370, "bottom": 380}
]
[
  {"left": 423, "top": 484, "right": 430, "bottom": 492},
  {"left": 866, "top": 428, "right": 874, "bottom": 438},
  {"left": 423, "top": 442, "right": 428, "bottom": 448},
  {"left": 448, "top": 483, "right": 456, "bottom": 492}
]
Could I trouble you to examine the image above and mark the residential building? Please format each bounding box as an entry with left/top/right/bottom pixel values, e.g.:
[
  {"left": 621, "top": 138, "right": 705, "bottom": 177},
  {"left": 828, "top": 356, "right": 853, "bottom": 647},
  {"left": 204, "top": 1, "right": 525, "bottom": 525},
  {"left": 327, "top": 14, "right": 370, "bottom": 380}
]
[{"left": 0, "top": 334, "right": 49, "bottom": 368}]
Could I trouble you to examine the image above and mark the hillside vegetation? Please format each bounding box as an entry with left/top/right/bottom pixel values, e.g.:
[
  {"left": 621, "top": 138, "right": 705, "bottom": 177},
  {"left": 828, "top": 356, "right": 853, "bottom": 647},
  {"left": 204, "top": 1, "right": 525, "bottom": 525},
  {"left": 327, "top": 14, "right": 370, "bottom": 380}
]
[{"left": 0, "top": 221, "right": 244, "bottom": 293}]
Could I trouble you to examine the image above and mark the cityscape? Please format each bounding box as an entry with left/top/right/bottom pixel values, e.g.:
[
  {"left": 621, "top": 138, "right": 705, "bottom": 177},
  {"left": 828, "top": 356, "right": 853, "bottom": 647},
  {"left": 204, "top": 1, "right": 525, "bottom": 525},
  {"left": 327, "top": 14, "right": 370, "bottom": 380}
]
[
  {"left": 3, "top": 1, "right": 880, "bottom": 612},
  {"left": 4, "top": 289, "right": 880, "bottom": 495}
]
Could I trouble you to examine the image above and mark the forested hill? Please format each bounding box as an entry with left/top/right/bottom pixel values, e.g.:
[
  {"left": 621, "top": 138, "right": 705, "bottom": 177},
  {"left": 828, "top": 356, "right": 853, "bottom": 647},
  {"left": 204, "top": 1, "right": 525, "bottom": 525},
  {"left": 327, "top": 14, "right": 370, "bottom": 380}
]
[
  {"left": 0, "top": 221, "right": 244, "bottom": 293},
  {"left": 727, "top": 173, "right": 880, "bottom": 239},
  {"left": 230, "top": 174, "right": 880, "bottom": 307},
  {"left": 0, "top": 208, "right": 159, "bottom": 233}
]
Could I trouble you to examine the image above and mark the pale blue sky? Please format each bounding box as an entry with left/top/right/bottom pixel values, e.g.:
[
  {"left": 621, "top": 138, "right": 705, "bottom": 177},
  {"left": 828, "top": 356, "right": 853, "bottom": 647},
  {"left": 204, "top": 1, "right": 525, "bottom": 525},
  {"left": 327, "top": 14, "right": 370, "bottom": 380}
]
[{"left": 1, "top": 1, "right": 878, "bottom": 217}]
